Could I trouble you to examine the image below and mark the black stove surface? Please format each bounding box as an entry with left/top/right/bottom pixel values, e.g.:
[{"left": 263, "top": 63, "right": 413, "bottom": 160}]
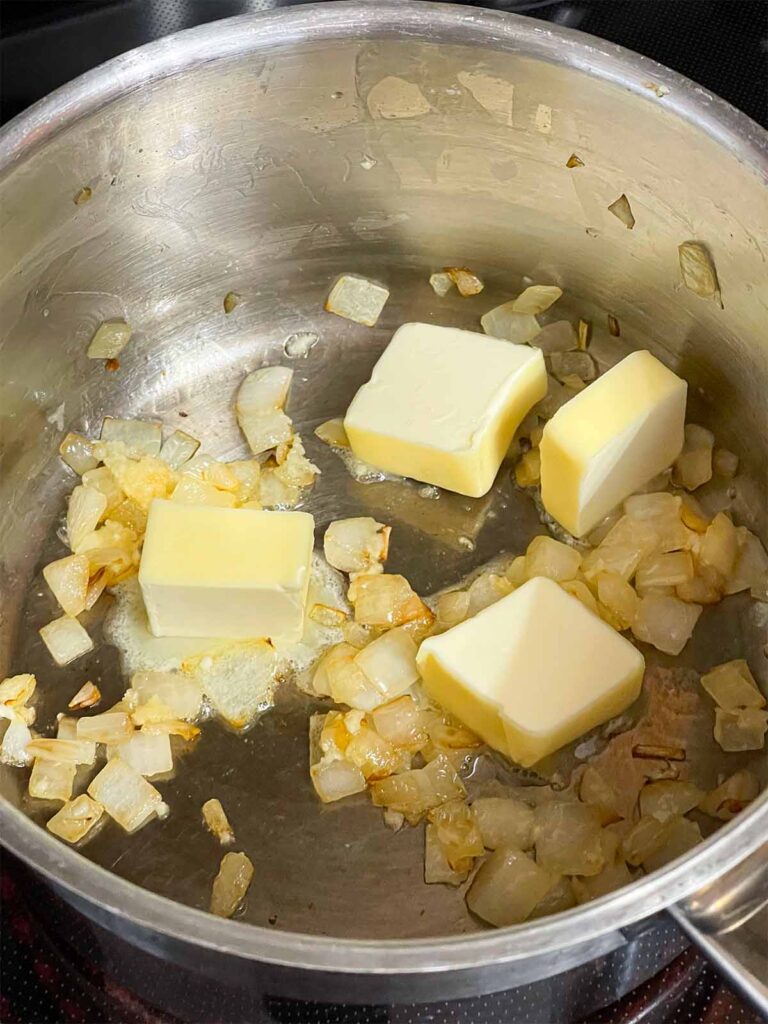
[{"left": 0, "top": 2, "right": 766, "bottom": 1022}]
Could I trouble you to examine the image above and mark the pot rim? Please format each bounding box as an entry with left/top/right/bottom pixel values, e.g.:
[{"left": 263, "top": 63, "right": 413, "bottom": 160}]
[{"left": 1, "top": 0, "right": 766, "bottom": 977}]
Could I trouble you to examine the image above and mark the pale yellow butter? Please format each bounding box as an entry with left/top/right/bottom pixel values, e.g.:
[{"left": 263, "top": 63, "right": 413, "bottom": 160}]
[
  {"left": 540, "top": 350, "right": 686, "bottom": 537},
  {"left": 139, "top": 500, "right": 314, "bottom": 641},
  {"left": 344, "top": 323, "right": 546, "bottom": 497},
  {"left": 417, "top": 576, "right": 644, "bottom": 767}
]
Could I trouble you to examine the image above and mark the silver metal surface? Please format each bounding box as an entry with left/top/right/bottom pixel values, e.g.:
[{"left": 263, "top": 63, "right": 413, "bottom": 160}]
[{"left": 1, "top": 0, "right": 767, "bottom": 1006}]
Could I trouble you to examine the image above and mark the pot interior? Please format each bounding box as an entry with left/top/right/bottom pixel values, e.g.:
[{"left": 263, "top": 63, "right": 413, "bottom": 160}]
[{"left": 0, "top": 18, "right": 766, "bottom": 940}]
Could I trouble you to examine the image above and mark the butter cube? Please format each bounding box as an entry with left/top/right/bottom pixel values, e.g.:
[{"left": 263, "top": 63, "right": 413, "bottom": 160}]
[
  {"left": 139, "top": 500, "right": 314, "bottom": 641},
  {"left": 540, "top": 350, "right": 686, "bottom": 537},
  {"left": 417, "top": 576, "right": 644, "bottom": 767},
  {"left": 344, "top": 323, "right": 546, "bottom": 497}
]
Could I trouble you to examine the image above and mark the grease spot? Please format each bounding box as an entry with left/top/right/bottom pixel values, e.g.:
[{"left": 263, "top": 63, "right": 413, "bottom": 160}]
[{"left": 367, "top": 77, "right": 431, "bottom": 120}]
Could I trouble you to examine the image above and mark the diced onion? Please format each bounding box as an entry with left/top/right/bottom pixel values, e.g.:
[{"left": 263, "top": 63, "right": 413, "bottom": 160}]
[
  {"left": 673, "top": 423, "right": 714, "bottom": 491},
  {"left": 713, "top": 708, "right": 768, "bottom": 752},
  {"left": 713, "top": 448, "right": 738, "bottom": 479},
  {"left": 511, "top": 285, "right": 562, "bottom": 315},
  {"left": 202, "top": 798, "right": 235, "bottom": 844},
  {"left": 471, "top": 796, "right": 535, "bottom": 849},
  {"left": 435, "top": 590, "right": 471, "bottom": 629},
  {"left": 345, "top": 725, "right": 409, "bottom": 780},
  {"left": 428, "top": 272, "right": 454, "bottom": 297},
  {"left": 370, "top": 754, "right": 465, "bottom": 819},
  {"left": 68, "top": 682, "right": 101, "bottom": 710},
  {"left": 171, "top": 474, "right": 236, "bottom": 508},
  {"left": 47, "top": 794, "right": 104, "bottom": 843},
  {"left": 424, "top": 822, "right": 467, "bottom": 885},
  {"left": 642, "top": 816, "right": 702, "bottom": 872},
  {"left": 531, "top": 320, "right": 576, "bottom": 354},
  {"left": 427, "top": 800, "right": 484, "bottom": 872},
  {"left": 87, "top": 321, "right": 132, "bottom": 359},
  {"left": 325, "top": 274, "right": 390, "bottom": 325},
  {"left": 81, "top": 466, "right": 125, "bottom": 513},
  {"left": 467, "top": 848, "right": 555, "bottom": 926},
  {"left": 314, "top": 418, "right": 350, "bottom": 448},
  {"left": 43, "top": 554, "right": 90, "bottom": 616},
  {"left": 99, "top": 450, "right": 176, "bottom": 511},
  {"left": 466, "top": 572, "right": 510, "bottom": 617},
  {"left": 678, "top": 241, "right": 721, "bottom": 304},
  {"left": 579, "top": 766, "right": 622, "bottom": 825},
  {"left": 210, "top": 851, "right": 254, "bottom": 917},
  {"left": 236, "top": 366, "right": 294, "bottom": 455},
  {"left": 636, "top": 551, "right": 694, "bottom": 590},
  {"left": 700, "top": 659, "right": 765, "bottom": 711},
  {"left": 582, "top": 516, "right": 658, "bottom": 582},
  {"left": 514, "top": 448, "right": 541, "bottom": 487},
  {"left": 59, "top": 433, "right": 99, "bottom": 475},
  {"left": 100, "top": 418, "right": 162, "bottom": 457},
  {"left": 348, "top": 573, "right": 431, "bottom": 627},
  {"left": 26, "top": 738, "right": 95, "bottom": 766},
  {"left": 76, "top": 712, "right": 133, "bottom": 745},
  {"left": 29, "top": 758, "right": 76, "bottom": 802},
  {"left": 549, "top": 350, "right": 596, "bottom": 383},
  {"left": 444, "top": 267, "right": 484, "bottom": 297},
  {"left": 607, "top": 193, "right": 635, "bottom": 229},
  {"left": 534, "top": 801, "right": 605, "bottom": 876},
  {"left": 699, "top": 770, "right": 759, "bottom": 820},
  {"left": 632, "top": 594, "right": 702, "bottom": 655},
  {"left": 159, "top": 430, "right": 200, "bottom": 470},
  {"left": 315, "top": 643, "right": 385, "bottom": 711},
  {"left": 525, "top": 535, "right": 582, "bottom": 582},
  {"left": 0, "top": 674, "right": 36, "bottom": 708},
  {"left": 309, "top": 603, "right": 348, "bottom": 627},
  {"left": 530, "top": 876, "right": 577, "bottom": 918},
  {"left": 67, "top": 485, "right": 108, "bottom": 550},
  {"left": 0, "top": 716, "right": 33, "bottom": 767},
  {"left": 573, "top": 855, "right": 632, "bottom": 904},
  {"left": 639, "top": 780, "right": 703, "bottom": 823},
  {"left": 480, "top": 303, "right": 539, "bottom": 343},
  {"left": 324, "top": 517, "right": 391, "bottom": 577},
  {"left": 726, "top": 528, "right": 768, "bottom": 596},
  {"left": 621, "top": 815, "right": 672, "bottom": 866},
  {"left": 88, "top": 757, "right": 168, "bottom": 832},
  {"left": 370, "top": 695, "right": 427, "bottom": 750},
  {"left": 699, "top": 512, "right": 738, "bottom": 578},
  {"left": 110, "top": 731, "right": 172, "bottom": 777},
  {"left": 596, "top": 572, "right": 639, "bottom": 630},
  {"left": 310, "top": 757, "right": 367, "bottom": 803},
  {"left": 39, "top": 615, "right": 93, "bottom": 666}
]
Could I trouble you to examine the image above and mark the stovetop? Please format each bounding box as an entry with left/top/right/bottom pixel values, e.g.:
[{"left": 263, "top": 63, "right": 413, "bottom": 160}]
[{"left": 0, "top": 2, "right": 766, "bottom": 1022}]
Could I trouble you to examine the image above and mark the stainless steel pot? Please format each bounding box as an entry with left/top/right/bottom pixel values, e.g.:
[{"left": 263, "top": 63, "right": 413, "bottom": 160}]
[{"left": 1, "top": 2, "right": 766, "bottom": 1015}]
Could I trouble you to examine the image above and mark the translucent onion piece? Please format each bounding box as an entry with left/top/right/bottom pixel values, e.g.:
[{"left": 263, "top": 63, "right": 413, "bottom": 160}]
[
  {"left": 676, "top": 568, "right": 722, "bottom": 605},
  {"left": 680, "top": 493, "right": 710, "bottom": 533},
  {"left": 514, "top": 448, "right": 541, "bottom": 487},
  {"left": 607, "top": 315, "right": 621, "bottom": 338},
  {"left": 429, "top": 272, "right": 454, "bottom": 297},
  {"left": 566, "top": 153, "right": 585, "bottom": 168},
  {"left": 283, "top": 330, "right": 319, "bottom": 359},
  {"left": 471, "top": 796, "right": 535, "bottom": 849},
  {"left": 577, "top": 319, "right": 591, "bottom": 350},
  {"left": 68, "top": 682, "right": 101, "bottom": 710},
  {"left": 424, "top": 823, "right": 467, "bottom": 885},
  {"left": 314, "top": 418, "right": 350, "bottom": 448},
  {"left": 673, "top": 423, "right": 714, "bottom": 491},
  {"left": 549, "top": 350, "right": 596, "bottom": 383},
  {"left": 370, "top": 695, "right": 427, "bottom": 750},
  {"left": 159, "top": 430, "right": 200, "bottom": 470},
  {"left": 531, "top": 320, "right": 577, "bottom": 354},
  {"left": 713, "top": 448, "right": 738, "bottom": 479},
  {"left": 88, "top": 757, "right": 168, "bottom": 832},
  {"left": 29, "top": 758, "right": 76, "bottom": 802},
  {"left": 636, "top": 551, "right": 694, "bottom": 591},
  {"left": 467, "top": 848, "right": 555, "bottom": 927},
  {"left": 87, "top": 321, "right": 132, "bottom": 359},
  {"left": 56, "top": 716, "right": 79, "bottom": 741},
  {"left": 348, "top": 573, "right": 431, "bottom": 627},
  {"left": 0, "top": 716, "right": 33, "bottom": 767},
  {"left": 325, "top": 274, "right": 390, "bottom": 325},
  {"left": 632, "top": 595, "right": 702, "bottom": 655},
  {"left": 236, "top": 366, "right": 294, "bottom": 455},
  {"left": 86, "top": 569, "right": 109, "bottom": 608},
  {"left": 324, "top": 517, "right": 391, "bottom": 577},
  {"left": 265, "top": 433, "right": 319, "bottom": 494},
  {"left": 510, "top": 284, "right": 563, "bottom": 315},
  {"left": 223, "top": 291, "right": 240, "bottom": 314},
  {"left": 202, "top": 798, "right": 235, "bottom": 844},
  {"left": 100, "top": 451, "right": 176, "bottom": 511},
  {"left": 579, "top": 766, "right": 623, "bottom": 825},
  {"left": 639, "top": 780, "right": 703, "bottom": 823},
  {"left": 369, "top": 754, "right": 465, "bottom": 819},
  {"left": 529, "top": 876, "right": 577, "bottom": 918},
  {"left": 699, "top": 770, "right": 760, "bottom": 821},
  {"left": 596, "top": 572, "right": 639, "bottom": 630},
  {"left": 427, "top": 800, "right": 484, "bottom": 872},
  {"left": 700, "top": 660, "right": 765, "bottom": 711},
  {"left": 480, "top": 303, "right": 539, "bottom": 343},
  {"left": 310, "top": 757, "right": 367, "bottom": 803},
  {"left": 621, "top": 815, "right": 672, "bottom": 866},
  {"left": 0, "top": 674, "right": 36, "bottom": 708},
  {"left": 699, "top": 512, "right": 739, "bottom": 578},
  {"left": 534, "top": 802, "right": 605, "bottom": 876},
  {"left": 26, "top": 738, "right": 95, "bottom": 766},
  {"left": 425, "top": 713, "right": 481, "bottom": 752},
  {"left": 435, "top": 590, "right": 471, "bottom": 629},
  {"left": 43, "top": 553, "right": 90, "bottom": 616},
  {"left": 444, "top": 267, "right": 484, "bottom": 297},
  {"left": 561, "top": 579, "right": 600, "bottom": 616},
  {"left": 713, "top": 708, "right": 768, "bottom": 752},
  {"left": 100, "top": 418, "right": 162, "bottom": 457},
  {"left": 642, "top": 815, "right": 702, "bottom": 872},
  {"left": 625, "top": 492, "right": 681, "bottom": 520},
  {"left": 202, "top": 461, "right": 240, "bottom": 492},
  {"left": 39, "top": 615, "right": 94, "bottom": 667},
  {"left": 309, "top": 603, "right": 348, "bottom": 627},
  {"left": 317, "top": 644, "right": 385, "bottom": 711},
  {"left": 210, "top": 852, "right": 254, "bottom": 918},
  {"left": 47, "top": 794, "right": 104, "bottom": 843},
  {"left": 171, "top": 474, "right": 237, "bottom": 508},
  {"left": 383, "top": 808, "right": 405, "bottom": 832},
  {"left": 228, "top": 460, "right": 262, "bottom": 505},
  {"left": 345, "top": 725, "right": 409, "bottom": 781},
  {"left": 81, "top": 466, "right": 125, "bottom": 514},
  {"left": 607, "top": 193, "right": 635, "bottom": 229},
  {"left": 464, "top": 572, "right": 510, "bottom": 617},
  {"left": 573, "top": 855, "right": 632, "bottom": 904},
  {"left": 67, "top": 485, "right": 108, "bottom": 550},
  {"left": 678, "top": 241, "right": 722, "bottom": 306},
  {"left": 524, "top": 535, "right": 582, "bottom": 582},
  {"left": 59, "top": 432, "right": 99, "bottom": 475},
  {"left": 582, "top": 516, "right": 658, "bottom": 582},
  {"left": 258, "top": 467, "right": 299, "bottom": 509},
  {"left": 112, "top": 732, "right": 172, "bottom": 777},
  {"left": 535, "top": 375, "right": 576, "bottom": 420},
  {"left": 726, "top": 528, "right": 768, "bottom": 596}
]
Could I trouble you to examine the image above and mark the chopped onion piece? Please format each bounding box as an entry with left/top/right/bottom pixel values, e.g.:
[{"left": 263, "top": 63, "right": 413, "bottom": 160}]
[
  {"left": 26, "top": 738, "right": 95, "bottom": 765},
  {"left": 699, "top": 512, "right": 738, "bottom": 578},
  {"left": 582, "top": 516, "right": 658, "bottom": 582},
  {"left": 621, "top": 815, "right": 672, "bottom": 866},
  {"left": 511, "top": 285, "right": 563, "bottom": 315},
  {"left": 81, "top": 466, "right": 125, "bottom": 513},
  {"left": 699, "top": 770, "right": 759, "bottom": 820},
  {"left": 429, "top": 272, "right": 454, "bottom": 297},
  {"left": 316, "top": 643, "right": 385, "bottom": 711},
  {"left": 435, "top": 590, "right": 471, "bottom": 629},
  {"left": 713, "top": 708, "right": 768, "bottom": 752},
  {"left": 700, "top": 659, "right": 765, "bottom": 711},
  {"left": 549, "top": 350, "right": 596, "bottom": 383},
  {"left": 29, "top": 758, "right": 76, "bottom": 802},
  {"left": 428, "top": 800, "right": 484, "bottom": 872},
  {"left": 561, "top": 579, "right": 600, "bottom": 616},
  {"left": 467, "top": 848, "right": 555, "bottom": 926},
  {"left": 383, "top": 808, "right": 405, "bottom": 832},
  {"left": 531, "top": 320, "right": 577, "bottom": 354},
  {"left": 59, "top": 432, "right": 99, "bottom": 475},
  {"left": 47, "top": 794, "right": 104, "bottom": 843},
  {"left": 534, "top": 801, "right": 605, "bottom": 876},
  {"left": 223, "top": 291, "right": 240, "bottom": 314},
  {"left": 43, "top": 554, "right": 90, "bottom": 616},
  {"left": 471, "top": 796, "right": 534, "bottom": 849},
  {"left": 425, "top": 713, "right": 481, "bottom": 755},
  {"left": 370, "top": 695, "right": 427, "bottom": 750},
  {"left": 680, "top": 493, "right": 710, "bottom": 533},
  {"left": 726, "top": 528, "right": 768, "bottom": 595},
  {"left": 642, "top": 816, "right": 702, "bottom": 872},
  {"left": 68, "top": 682, "right": 101, "bottom": 710},
  {"left": 712, "top": 448, "right": 738, "bottom": 479},
  {"left": 88, "top": 757, "right": 167, "bottom": 832},
  {"left": 159, "top": 430, "right": 200, "bottom": 470},
  {"left": 314, "top": 418, "right": 350, "bottom": 448},
  {"left": 444, "top": 267, "right": 483, "bottom": 297},
  {"left": 171, "top": 474, "right": 236, "bottom": 508},
  {"left": 309, "top": 603, "right": 348, "bottom": 627},
  {"left": 514, "top": 448, "right": 541, "bottom": 487},
  {"left": 100, "top": 418, "right": 162, "bottom": 457},
  {"left": 236, "top": 366, "right": 294, "bottom": 455},
  {"left": 310, "top": 757, "right": 367, "bottom": 803},
  {"left": 632, "top": 595, "right": 701, "bottom": 655},
  {"left": 505, "top": 555, "right": 528, "bottom": 586},
  {"left": 535, "top": 375, "right": 576, "bottom": 419},
  {"left": 325, "top": 274, "right": 389, "bottom": 325},
  {"left": 625, "top": 492, "right": 681, "bottom": 520},
  {"left": 99, "top": 450, "right": 176, "bottom": 511},
  {"left": 573, "top": 854, "right": 632, "bottom": 904},
  {"left": 345, "top": 724, "right": 409, "bottom": 780},
  {"left": 348, "top": 573, "right": 431, "bottom": 627},
  {"left": 524, "top": 535, "right": 581, "bottom": 582},
  {"left": 39, "top": 615, "right": 93, "bottom": 667},
  {"left": 596, "top": 572, "right": 639, "bottom": 630},
  {"left": 210, "top": 852, "right": 254, "bottom": 918},
  {"left": 87, "top": 321, "right": 132, "bottom": 359},
  {"left": 370, "top": 754, "right": 465, "bottom": 819},
  {"left": 530, "top": 876, "right": 577, "bottom": 918},
  {"left": 678, "top": 241, "right": 722, "bottom": 305},
  {"left": 636, "top": 551, "right": 694, "bottom": 590},
  {"left": 608, "top": 193, "right": 635, "bottom": 229},
  {"left": 424, "top": 822, "right": 467, "bottom": 885},
  {"left": 324, "top": 517, "right": 391, "bottom": 577},
  {"left": 673, "top": 423, "right": 714, "bottom": 491},
  {"left": 480, "top": 302, "right": 539, "bottom": 343},
  {"left": 202, "top": 798, "right": 235, "bottom": 844},
  {"left": 0, "top": 674, "right": 35, "bottom": 708},
  {"left": 140, "top": 718, "right": 200, "bottom": 741},
  {"left": 676, "top": 568, "right": 722, "bottom": 605},
  {"left": 77, "top": 712, "right": 133, "bottom": 745},
  {"left": 67, "top": 485, "right": 108, "bottom": 550},
  {"left": 112, "top": 731, "right": 172, "bottom": 777},
  {"left": 639, "top": 780, "right": 703, "bottom": 823},
  {"left": 579, "top": 766, "right": 622, "bottom": 825},
  {"left": 0, "top": 716, "right": 32, "bottom": 767}
]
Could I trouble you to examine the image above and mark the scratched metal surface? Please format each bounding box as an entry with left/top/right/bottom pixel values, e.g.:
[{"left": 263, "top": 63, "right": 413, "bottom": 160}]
[{"left": 0, "top": 24, "right": 766, "bottom": 942}]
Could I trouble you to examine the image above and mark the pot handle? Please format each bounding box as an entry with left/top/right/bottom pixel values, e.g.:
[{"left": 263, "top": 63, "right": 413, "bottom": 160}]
[{"left": 666, "top": 841, "right": 768, "bottom": 1017}]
